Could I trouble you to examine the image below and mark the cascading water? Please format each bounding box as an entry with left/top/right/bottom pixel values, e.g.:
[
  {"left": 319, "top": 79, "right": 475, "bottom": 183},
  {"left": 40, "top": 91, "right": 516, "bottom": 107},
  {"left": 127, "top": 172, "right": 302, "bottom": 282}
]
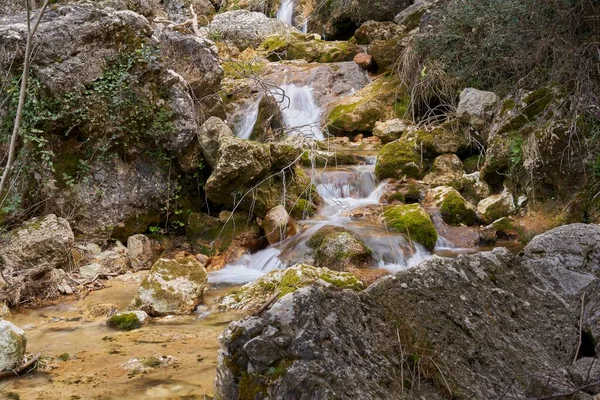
[
  {"left": 209, "top": 164, "right": 449, "bottom": 285},
  {"left": 272, "top": 84, "right": 324, "bottom": 140},
  {"left": 276, "top": 0, "right": 294, "bottom": 25},
  {"left": 235, "top": 100, "right": 260, "bottom": 139}
]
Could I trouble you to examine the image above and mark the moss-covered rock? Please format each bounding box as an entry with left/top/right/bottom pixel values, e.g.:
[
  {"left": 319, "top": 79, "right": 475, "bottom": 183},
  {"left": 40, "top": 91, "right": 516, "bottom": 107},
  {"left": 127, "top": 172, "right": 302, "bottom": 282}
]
[
  {"left": 353, "top": 21, "right": 405, "bottom": 45},
  {"left": 186, "top": 212, "right": 221, "bottom": 237},
  {"left": 369, "top": 37, "right": 406, "bottom": 71},
  {"left": 307, "top": 226, "right": 373, "bottom": 271},
  {"left": 382, "top": 204, "right": 438, "bottom": 250},
  {"left": 249, "top": 94, "right": 284, "bottom": 142},
  {"left": 326, "top": 75, "right": 405, "bottom": 135},
  {"left": 375, "top": 138, "right": 423, "bottom": 180},
  {"left": 426, "top": 186, "right": 477, "bottom": 226},
  {"left": 106, "top": 311, "right": 148, "bottom": 331},
  {"left": 131, "top": 252, "right": 208, "bottom": 316},
  {"left": 258, "top": 34, "right": 361, "bottom": 63},
  {"left": 0, "top": 320, "right": 26, "bottom": 371},
  {"left": 217, "top": 264, "right": 363, "bottom": 312},
  {"left": 372, "top": 118, "right": 411, "bottom": 144},
  {"left": 404, "top": 121, "right": 470, "bottom": 157}
]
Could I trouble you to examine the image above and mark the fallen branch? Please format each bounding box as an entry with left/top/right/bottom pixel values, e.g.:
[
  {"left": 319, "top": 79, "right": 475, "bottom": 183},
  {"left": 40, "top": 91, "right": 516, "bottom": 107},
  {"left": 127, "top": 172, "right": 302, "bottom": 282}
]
[
  {"left": 252, "top": 291, "right": 280, "bottom": 316},
  {"left": 0, "top": 353, "right": 41, "bottom": 380}
]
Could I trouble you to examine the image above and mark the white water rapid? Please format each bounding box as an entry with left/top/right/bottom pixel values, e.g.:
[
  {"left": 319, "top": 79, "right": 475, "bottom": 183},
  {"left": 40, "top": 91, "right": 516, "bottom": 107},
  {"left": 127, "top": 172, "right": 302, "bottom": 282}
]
[
  {"left": 273, "top": 84, "right": 324, "bottom": 140},
  {"left": 276, "top": 0, "right": 294, "bottom": 25},
  {"left": 235, "top": 101, "right": 260, "bottom": 139}
]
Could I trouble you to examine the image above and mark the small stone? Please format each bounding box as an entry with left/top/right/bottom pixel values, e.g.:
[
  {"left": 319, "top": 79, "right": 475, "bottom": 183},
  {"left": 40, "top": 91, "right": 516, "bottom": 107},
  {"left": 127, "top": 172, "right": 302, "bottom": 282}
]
[
  {"left": 79, "top": 263, "right": 102, "bottom": 280},
  {"left": 263, "top": 205, "right": 298, "bottom": 245},
  {"left": 353, "top": 53, "right": 372, "bottom": 69}
]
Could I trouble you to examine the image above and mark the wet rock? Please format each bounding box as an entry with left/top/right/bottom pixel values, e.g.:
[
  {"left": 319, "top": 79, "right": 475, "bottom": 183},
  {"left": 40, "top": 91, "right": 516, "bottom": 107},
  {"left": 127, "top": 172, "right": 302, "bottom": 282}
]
[
  {"left": 372, "top": 118, "right": 410, "bottom": 143},
  {"left": 425, "top": 186, "right": 477, "bottom": 226},
  {"left": 456, "top": 88, "right": 500, "bottom": 131},
  {"left": 354, "top": 21, "right": 405, "bottom": 44},
  {"left": 375, "top": 138, "right": 423, "bottom": 180},
  {"left": 198, "top": 117, "right": 234, "bottom": 169},
  {"left": 107, "top": 311, "right": 149, "bottom": 331},
  {"left": 382, "top": 203, "right": 437, "bottom": 250},
  {"left": 209, "top": 10, "right": 295, "bottom": 50},
  {"left": 326, "top": 75, "right": 404, "bottom": 135},
  {"left": 0, "top": 215, "right": 74, "bottom": 304},
  {"left": 423, "top": 154, "right": 465, "bottom": 189},
  {"left": 127, "top": 234, "right": 161, "bottom": 272},
  {"left": 158, "top": 29, "right": 223, "bottom": 98},
  {"left": 259, "top": 34, "right": 361, "bottom": 63},
  {"left": 477, "top": 190, "right": 516, "bottom": 224},
  {"left": 131, "top": 252, "right": 208, "bottom": 316},
  {"left": 0, "top": 320, "right": 26, "bottom": 371},
  {"left": 521, "top": 223, "right": 600, "bottom": 299},
  {"left": 307, "top": 226, "right": 373, "bottom": 271},
  {"left": 263, "top": 205, "right": 298, "bottom": 245},
  {"left": 217, "top": 264, "right": 363, "bottom": 313}
]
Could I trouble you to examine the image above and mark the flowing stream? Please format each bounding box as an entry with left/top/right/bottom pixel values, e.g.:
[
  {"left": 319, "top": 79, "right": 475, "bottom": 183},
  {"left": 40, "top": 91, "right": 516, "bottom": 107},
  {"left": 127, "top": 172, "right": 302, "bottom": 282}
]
[{"left": 276, "top": 0, "right": 294, "bottom": 25}]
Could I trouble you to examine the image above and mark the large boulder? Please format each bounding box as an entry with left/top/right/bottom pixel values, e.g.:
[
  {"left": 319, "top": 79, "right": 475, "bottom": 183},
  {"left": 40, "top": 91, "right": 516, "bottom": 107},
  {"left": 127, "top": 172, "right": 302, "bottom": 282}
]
[
  {"left": 263, "top": 205, "right": 298, "bottom": 245},
  {"left": 382, "top": 204, "right": 437, "bottom": 250},
  {"left": 0, "top": 215, "right": 74, "bottom": 304},
  {"left": 217, "top": 264, "right": 363, "bottom": 313},
  {"left": 456, "top": 88, "right": 500, "bottom": 131},
  {"left": 394, "top": 0, "right": 435, "bottom": 30},
  {"left": 217, "top": 241, "right": 583, "bottom": 399},
  {"left": 306, "top": 226, "right": 373, "bottom": 271},
  {"left": 520, "top": 223, "right": 600, "bottom": 299},
  {"left": 0, "top": 320, "right": 26, "bottom": 371},
  {"left": 423, "top": 154, "right": 465, "bottom": 189},
  {"left": 209, "top": 10, "right": 295, "bottom": 49},
  {"left": 404, "top": 123, "right": 470, "bottom": 157},
  {"left": 131, "top": 252, "right": 208, "bottom": 316},
  {"left": 259, "top": 34, "right": 361, "bottom": 63}
]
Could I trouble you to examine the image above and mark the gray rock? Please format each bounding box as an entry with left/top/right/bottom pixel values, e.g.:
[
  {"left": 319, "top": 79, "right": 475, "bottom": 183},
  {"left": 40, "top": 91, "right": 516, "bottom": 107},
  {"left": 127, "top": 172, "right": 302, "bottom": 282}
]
[
  {"left": 0, "top": 215, "right": 74, "bottom": 304},
  {"left": 127, "top": 234, "right": 161, "bottom": 271},
  {"left": 372, "top": 119, "right": 411, "bottom": 143},
  {"left": 79, "top": 263, "right": 102, "bottom": 280},
  {"left": 394, "top": 0, "right": 435, "bottom": 30},
  {"left": 209, "top": 10, "right": 295, "bottom": 49},
  {"left": 217, "top": 228, "right": 591, "bottom": 399},
  {"left": 0, "top": 320, "right": 26, "bottom": 371},
  {"left": 263, "top": 205, "right": 297, "bottom": 245},
  {"left": 521, "top": 223, "right": 600, "bottom": 299},
  {"left": 131, "top": 252, "right": 208, "bottom": 316},
  {"left": 456, "top": 88, "right": 500, "bottom": 131},
  {"left": 476, "top": 190, "right": 516, "bottom": 224},
  {"left": 198, "top": 117, "right": 234, "bottom": 169},
  {"left": 423, "top": 153, "right": 465, "bottom": 189}
]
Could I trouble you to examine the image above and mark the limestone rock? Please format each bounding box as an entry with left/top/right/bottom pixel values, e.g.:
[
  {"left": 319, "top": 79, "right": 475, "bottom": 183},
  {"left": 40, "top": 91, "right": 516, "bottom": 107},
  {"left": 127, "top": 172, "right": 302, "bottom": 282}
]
[
  {"left": 209, "top": 10, "right": 295, "bottom": 50},
  {"left": 456, "top": 88, "right": 500, "bottom": 130},
  {"left": 369, "top": 37, "right": 407, "bottom": 71},
  {"left": 460, "top": 171, "right": 492, "bottom": 203},
  {"left": 127, "top": 234, "right": 161, "bottom": 271},
  {"left": 394, "top": 0, "right": 435, "bottom": 30},
  {"left": 263, "top": 205, "right": 298, "bottom": 245},
  {"left": 375, "top": 138, "right": 423, "bottom": 180},
  {"left": 198, "top": 117, "right": 234, "bottom": 169},
  {"left": 353, "top": 52, "right": 372, "bottom": 69},
  {"left": 476, "top": 191, "right": 516, "bottom": 224},
  {"left": 372, "top": 119, "right": 410, "bottom": 143},
  {"left": 107, "top": 310, "right": 149, "bottom": 331},
  {"left": 423, "top": 154, "right": 465, "bottom": 189},
  {"left": 259, "top": 34, "right": 361, "bottom": 64},
  {"left": 131, "top": 252, "right": 208, "bottom": 316},
  {"left": 0, "top": 320, "right": 26, "bottom": 371},
  {"left": 217, "top": 264, "right": 363, "bottom": 313}
]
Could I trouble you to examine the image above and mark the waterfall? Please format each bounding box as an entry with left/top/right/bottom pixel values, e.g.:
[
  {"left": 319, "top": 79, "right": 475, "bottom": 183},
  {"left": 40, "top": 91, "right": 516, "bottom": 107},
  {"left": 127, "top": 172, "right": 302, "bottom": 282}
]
[
  {"left": 272, "top": 84, "right": 324, "bottom": 140},
  {"left": 235, "top": 101, "right": 260, "bottom": 139},
  {"left": 276, "top": 0, "right": 294, "bottom": 25},
  {"left": 208, "top": 248, "right": 284, "bottom": 285}
]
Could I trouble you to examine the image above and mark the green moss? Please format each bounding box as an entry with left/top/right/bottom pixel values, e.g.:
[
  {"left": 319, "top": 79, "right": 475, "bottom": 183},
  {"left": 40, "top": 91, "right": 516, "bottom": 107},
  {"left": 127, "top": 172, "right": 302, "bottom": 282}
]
[
  {"left": 107, "top": 313, "right": 142, "bottom": 331},
  {"left": 385, "top": 191, "right": 406, "bottom": 203},
  {"left": 141, "top": 356, "right": 162, "bottom": 368},
  {"left": 57, "top": 353, "right": 70, "bottom": 361},
  {"left": 405, "top": 183, "right": 422, "bottom": 203},
  {"left": 306, "top": 225, "right": 348, "bottom": 249},
  {"left": 500, "top": 98, "right": 516, "bottom": 116},
  {"left": 523, "top": 88, "right": 553, "bottom": 119},
  {"left": 462, "top": 155, "right": 484, "bottom": 173},
  {"left": 289, "top": 198, "right": 317, "bottom": 219},
  {"left": 375, "top": 139, "right": 422, "bottom": 180},
  {"left": 383, "top": 204, "right": 438, "bottom": 250},
  {"left": 439, "top": 191, "right": 477, "bottom": 226}
]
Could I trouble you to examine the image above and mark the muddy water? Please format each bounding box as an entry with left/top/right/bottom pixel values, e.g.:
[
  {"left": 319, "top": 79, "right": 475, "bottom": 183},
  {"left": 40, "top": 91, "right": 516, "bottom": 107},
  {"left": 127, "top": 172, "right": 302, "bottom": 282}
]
[{"left": 3, "top": 275, "right": 242, "bottom": 400}]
